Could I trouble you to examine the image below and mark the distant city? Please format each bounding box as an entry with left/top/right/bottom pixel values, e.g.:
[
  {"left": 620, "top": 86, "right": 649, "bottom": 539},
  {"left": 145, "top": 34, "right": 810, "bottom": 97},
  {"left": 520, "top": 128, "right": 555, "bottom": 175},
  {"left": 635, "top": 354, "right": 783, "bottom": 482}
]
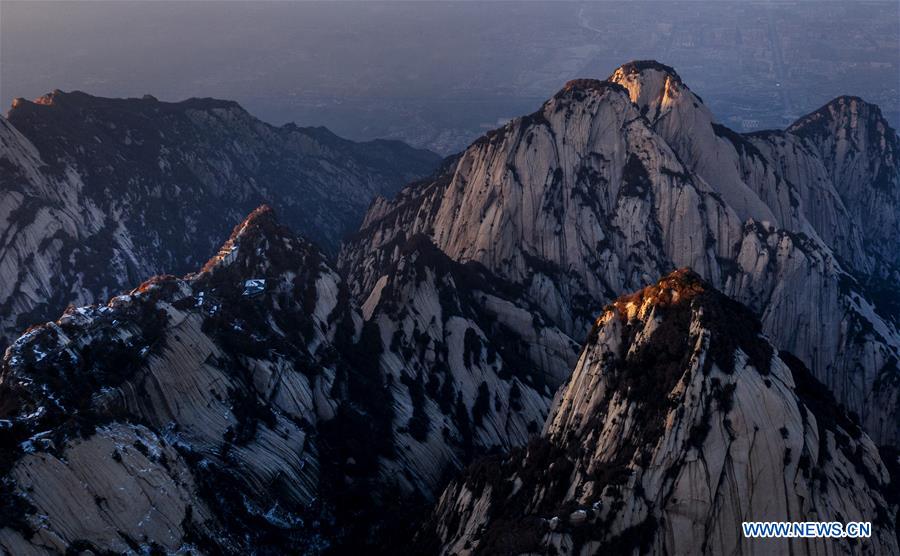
[{"left": 2, "top": 1, "right": 898, "bottom": 154}]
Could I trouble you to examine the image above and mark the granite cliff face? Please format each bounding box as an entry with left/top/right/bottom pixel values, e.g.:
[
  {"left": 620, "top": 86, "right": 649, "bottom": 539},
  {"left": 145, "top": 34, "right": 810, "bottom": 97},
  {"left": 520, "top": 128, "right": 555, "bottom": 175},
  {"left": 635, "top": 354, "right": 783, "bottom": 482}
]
[
  {"left": 0, "top": 91, "right": 439, "bottom": 350},
  {"left": 1, "top": 59, "right": 897, "bottom": 555},
  {"left": 0, "top": 206, "right": 362, "bottom": 554},
  {"left": 420, "top": 271, "right": 899, "bottom": 556},
  {"left": 786, "top": 94, "right": 900, "bottom": 272},
  {"left": 360, "top": 234, "right": 579, "bottom": 499},
  {"left": 341, "top": 61, "right": 900, "bottom": 446},
  {"left": 0, "top": 207, "right": 573, "bottom": 553}
]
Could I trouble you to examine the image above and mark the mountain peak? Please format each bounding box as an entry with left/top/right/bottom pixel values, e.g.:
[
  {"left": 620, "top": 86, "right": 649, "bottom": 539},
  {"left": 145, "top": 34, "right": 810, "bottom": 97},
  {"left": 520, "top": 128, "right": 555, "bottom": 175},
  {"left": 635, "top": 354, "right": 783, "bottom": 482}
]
[
  {"left": 236, "top": 203, "right": 278, "bottom": 230},
  {"left": 604, "top": 268, "right": 711, "bottom": 325},
  {"left": 217, "top": 204, "right": 283, "bottom": 247},
  {"left": 612, "top": 59, "right": 683, "bottom": 83},
  {"left": 610, "top": 267, "right": 705, "bottom": 309},
  {"left": 423, "top": 271, "right": 898, "bottom": 556},
  {"left": 787, "top": 93, "right": 899, "bottom": 212},
  {"left": 10, "top": 90, "right": 65, "bottom": 111},
  {"left": 197, "top": 204, "right": 319, "bottom": 278},
  {"left": 607, "top": 59, "right": 704, "bottom": 122},
  {"left": 34, "top": 90, "right": 63, "bottom": 106},
  {"left": 788, "top": 94, "right": 897, "bottom": 140},
  {"left": 598, "top": 267, "right": 773, "bottom": 376}
]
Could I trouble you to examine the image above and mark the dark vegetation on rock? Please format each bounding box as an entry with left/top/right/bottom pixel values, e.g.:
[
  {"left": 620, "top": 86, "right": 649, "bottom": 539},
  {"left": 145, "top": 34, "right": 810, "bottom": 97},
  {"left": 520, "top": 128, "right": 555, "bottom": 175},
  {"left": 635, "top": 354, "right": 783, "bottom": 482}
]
[
  {"left": 0, "top": 90, "right": 440, "bottom": 351},
  {"left": 3, "top": 58, "right": 899, "bottom": 555}
]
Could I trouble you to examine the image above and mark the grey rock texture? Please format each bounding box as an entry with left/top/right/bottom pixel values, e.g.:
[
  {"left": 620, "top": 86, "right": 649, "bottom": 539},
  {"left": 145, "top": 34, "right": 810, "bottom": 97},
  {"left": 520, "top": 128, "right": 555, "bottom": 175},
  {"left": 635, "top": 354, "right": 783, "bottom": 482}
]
[
  {"left": 361, "top": 235, "right": 579, "bottom": 498},
  {"left": 0, "top": 91, "right": 439, "bottom": 350},
  {"left": 341, "top": 62, "right": 900, "bottom": 446},
  {"left": 420, "top": 270, "right": 898, "bottom": 556},
  {"left": 0, "top": 207, "right": 573, "bottom": 553},
  {"left": 2, "top": 60, "right": 898, "bottom": 554},
  {"left": 0, "top": 206, "right": 357, "bottom": 554}
]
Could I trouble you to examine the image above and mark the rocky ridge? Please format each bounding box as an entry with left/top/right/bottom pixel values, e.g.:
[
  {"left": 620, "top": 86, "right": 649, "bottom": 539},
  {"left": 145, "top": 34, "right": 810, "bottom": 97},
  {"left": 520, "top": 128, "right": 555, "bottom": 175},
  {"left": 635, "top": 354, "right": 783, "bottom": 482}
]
[
  {"left": 0, "top": 206, "right": 360, "bottom": 554},
  {"left": 0, "top": 91, "right": 440, "bottom": 350},
  {"left": 340, "top": 61, "right": 900, "bottom": 446},
  {"left": 419, "top": 270, "right": 899, "bottom": 556},
  {"left": 0, "top": 59, "right": 897, "bottom": 555},
  {"left": 0, "top": 206, "right": 574, "bottom": 554}
]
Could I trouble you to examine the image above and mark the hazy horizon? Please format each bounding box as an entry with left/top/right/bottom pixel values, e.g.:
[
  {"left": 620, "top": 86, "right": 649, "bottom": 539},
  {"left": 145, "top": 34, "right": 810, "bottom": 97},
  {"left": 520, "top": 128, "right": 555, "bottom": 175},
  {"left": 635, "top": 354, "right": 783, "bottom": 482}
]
[{"left": 2, "top": 0, "right": 898, "bottom": 153}]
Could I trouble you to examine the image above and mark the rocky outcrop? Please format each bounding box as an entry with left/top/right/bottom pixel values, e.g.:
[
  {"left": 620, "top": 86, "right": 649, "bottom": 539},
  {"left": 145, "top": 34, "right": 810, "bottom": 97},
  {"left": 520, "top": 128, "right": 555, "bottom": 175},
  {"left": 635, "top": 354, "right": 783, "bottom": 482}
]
[
  {"left": 0, "top": 91, "right": 440, "bottom": 349},
  {"left": 787, "top": 95, "right": 900, "bottom": 271},
  {"left": 0, "top": 206, "right": 362, "bottom": 554},
  {"left": 340, "top": 62, "right": 900, "bottom": 446},
  {"left": 0, "top": 117, "right": 107, "bottom": 354},
  {"left": 420, "top": 270, "right": 898, "bottom": 556},
  {"left": 2, "top": 59, "right": 898, "bottom": 554},
  {"left": 361, "top": 234, "right": 578, "bottom": 498},
  {"left": 0, "top": 207, "right": 575, "bottom": 554}
]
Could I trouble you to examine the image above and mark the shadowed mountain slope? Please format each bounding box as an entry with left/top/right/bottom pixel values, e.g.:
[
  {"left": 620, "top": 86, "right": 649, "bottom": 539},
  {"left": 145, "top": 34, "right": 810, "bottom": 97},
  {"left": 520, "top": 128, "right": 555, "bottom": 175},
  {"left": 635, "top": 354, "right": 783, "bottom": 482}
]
[
  {"left": 0, "top": 90, "right": 439, "bottom": 350},
  {"left": 341, "top": 61, "right": 900, "bottom": 446},
  {"left": 418, "top": 270, "right": 899, "bottom": 556}
]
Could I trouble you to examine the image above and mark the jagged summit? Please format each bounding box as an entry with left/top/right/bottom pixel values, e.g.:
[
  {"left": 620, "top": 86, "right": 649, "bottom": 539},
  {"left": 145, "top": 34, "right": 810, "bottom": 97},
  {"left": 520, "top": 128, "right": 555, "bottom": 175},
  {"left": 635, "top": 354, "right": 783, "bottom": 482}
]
[
  {"left": 196, "top": 204, "right": 324, "bottom": 288},
  {"left": 10, "top": 90, "right": 64, "bottom": 110},
  {"left": 0, "top": 201, "right": 362, "bottom": 554},
  {"left": 608, "top": 58, "right": 706, "bottom": 123},
  {"left": 420, "top": 273, "right": 898, "bottom": 556},
  {"left": 340, "top": 59, "right": 900, "bottom": 447},
  {"left": 607, "top": 267, "right": 706, "bottom": 310},
  {"left": 787, "top": 94, "right": 899, "bottom": 159},
  {"left": 785, "top": 92, "right": 900, "bottom": 269},
  {"left": 201, "top": 203, "right": 287, "bottom": 265},
  {"left": 612, "top": 59, "right": 684, "bottom": 84},
  {"left": 788, "top": 94, "right": 894, "bottom": 135},
  {"left": 598, "top": 268, "right": 774, "bottom": 377},
  {"left": 235, "top": 203, "right": 278, "bottom": 229},
  {"left": 516, "top": 61, "right": 687, "bottom": 122}
]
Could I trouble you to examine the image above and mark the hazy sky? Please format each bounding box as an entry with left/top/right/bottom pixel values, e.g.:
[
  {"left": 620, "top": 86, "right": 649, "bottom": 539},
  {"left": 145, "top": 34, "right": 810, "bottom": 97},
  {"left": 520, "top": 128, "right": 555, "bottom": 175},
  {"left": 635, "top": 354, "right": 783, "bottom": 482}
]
[{"left": 2, "top": 1, "right": 897, "bottom": 153}]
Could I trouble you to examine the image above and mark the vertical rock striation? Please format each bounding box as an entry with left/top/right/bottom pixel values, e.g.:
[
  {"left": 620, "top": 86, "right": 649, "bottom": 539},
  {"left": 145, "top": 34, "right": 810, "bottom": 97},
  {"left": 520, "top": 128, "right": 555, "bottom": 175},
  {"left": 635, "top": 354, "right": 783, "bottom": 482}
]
[
  {"left": 340, "top": 61, "right": 900, "bottom": 445},
  {"left": 0, "top": 91, "right": 440, "bottom": 349},
  {"left": 420, "top": 270, "right": 898, "bottom": 556}
]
